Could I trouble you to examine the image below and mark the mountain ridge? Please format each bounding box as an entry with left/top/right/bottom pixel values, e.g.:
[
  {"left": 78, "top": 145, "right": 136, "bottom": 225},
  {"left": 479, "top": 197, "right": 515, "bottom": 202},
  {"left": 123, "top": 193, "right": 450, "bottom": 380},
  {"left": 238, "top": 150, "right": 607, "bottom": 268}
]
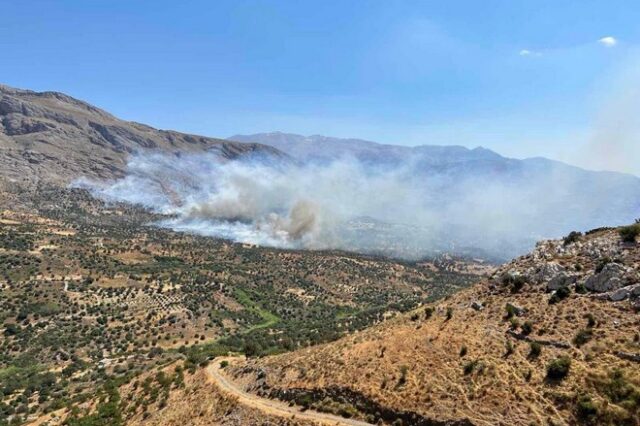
[
  {"left": 0, "top": 84, "right": 285, "bottom": 186},
  {"left": 229, "top": 131, "right": 638, "bottom": 179}
]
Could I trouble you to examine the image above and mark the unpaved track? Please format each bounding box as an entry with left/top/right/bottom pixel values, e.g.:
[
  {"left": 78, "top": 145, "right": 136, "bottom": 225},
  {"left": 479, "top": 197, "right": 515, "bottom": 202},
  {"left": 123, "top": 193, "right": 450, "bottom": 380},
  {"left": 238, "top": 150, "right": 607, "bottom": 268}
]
[{"left": 206, "top": 357, "right": 373, "bottom": 426}]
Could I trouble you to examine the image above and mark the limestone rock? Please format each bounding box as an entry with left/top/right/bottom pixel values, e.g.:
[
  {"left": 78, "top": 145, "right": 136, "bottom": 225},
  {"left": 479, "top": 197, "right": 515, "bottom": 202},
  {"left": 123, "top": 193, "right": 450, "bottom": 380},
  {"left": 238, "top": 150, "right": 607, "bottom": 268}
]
[
  {"left": 584, "top": 263, "right": 630, "bottom": 293},
  {"left": 471, "top": 301, "right": 484, "bottom": 311},
  {"left": 547, "top": 272, "right": 577, "bottom": 291},
  {"left": 532, "top": 262, "right": 565, "bottom": 284}
]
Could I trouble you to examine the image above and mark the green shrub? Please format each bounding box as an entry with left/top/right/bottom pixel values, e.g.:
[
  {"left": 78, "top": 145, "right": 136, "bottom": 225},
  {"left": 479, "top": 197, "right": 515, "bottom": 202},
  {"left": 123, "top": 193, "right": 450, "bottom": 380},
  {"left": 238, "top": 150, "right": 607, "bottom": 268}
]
[
  {"left": 600, "top": 369, "right": 640, "bottom": 408},
  {"left": 595, "top": 257, "right": 612, "bottom": 273},
  {"left": 397, "top": 365, "right": 409, "bottom": 387},
  {"left": 463, "top": 360, "right": 479, "bottom": 375},
  {"left": 573, "top": 328, "right": 593, "bottom": 347},
  {"left": 219, "top": 360, "right": 229, "bottom": 369},
  {"left": 521, "top": 321, "right": 533, "bottom": 336},
  {"left": 502, "top": 273, "right": 527, "bottom": 293},
  {"left": 619, "top": 224, "right": 640, "bottom": 243},
  {"left": 505, "top": 341, "right": 514, "bottom": 357},
  {"left": 424, "top": 307, "right": 434, "bottom": 320},
  {"left": 529, "top": 341, "right": 542, "bottom": 359},
  {"left": 549, "top": 286, "right": 571, "bottom": 304},
  {"left": 546, "top": 356, "right": 571, "bottom": 380},
  {"left": 585, "top": 313, "right": 596, "bottom": 328},
  {"left": 575, "top": 282, "right": 587, "bottom": 294},
  {"left": 459, "top": 346, "right": 467, "bottom": 357},
  {"left": 563, "top": 231, "right": 582, "bottom": 246},
  {"left": 576, "top": 395, "right": 598, "bottom": 421}
]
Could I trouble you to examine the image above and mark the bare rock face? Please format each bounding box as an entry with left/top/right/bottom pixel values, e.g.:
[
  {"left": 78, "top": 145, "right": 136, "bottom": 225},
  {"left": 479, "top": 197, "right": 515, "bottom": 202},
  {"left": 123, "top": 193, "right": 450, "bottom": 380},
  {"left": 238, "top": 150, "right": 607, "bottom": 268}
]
[
  {"left": 607, "top": 284, "right": 640, "bottom": 302},
  {"left": 584, "top": 263, "right": 632, "bottom": 293},
  {"left": 547, "top": 272, "right": 577, "bottom": 291},
  {"left": 0, "top": 84, "right": 286, "bottom": 186},
  {"left": 533, "top": 262, "right": 565, "bottom": 284}
]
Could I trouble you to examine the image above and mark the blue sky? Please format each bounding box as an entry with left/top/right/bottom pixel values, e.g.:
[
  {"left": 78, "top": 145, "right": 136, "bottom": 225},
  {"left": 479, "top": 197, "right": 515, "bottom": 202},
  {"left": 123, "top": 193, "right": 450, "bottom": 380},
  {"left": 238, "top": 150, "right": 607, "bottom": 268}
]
[{"left": 3, "top": 0, "right": 640, "bottom": 173}]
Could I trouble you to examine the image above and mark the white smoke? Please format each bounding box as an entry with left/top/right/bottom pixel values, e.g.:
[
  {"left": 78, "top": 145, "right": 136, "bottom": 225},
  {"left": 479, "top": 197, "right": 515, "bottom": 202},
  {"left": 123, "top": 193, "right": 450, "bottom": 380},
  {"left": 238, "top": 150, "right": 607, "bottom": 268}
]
[{"left": 77, "top": 150, "right": 640, "bottom": 261}]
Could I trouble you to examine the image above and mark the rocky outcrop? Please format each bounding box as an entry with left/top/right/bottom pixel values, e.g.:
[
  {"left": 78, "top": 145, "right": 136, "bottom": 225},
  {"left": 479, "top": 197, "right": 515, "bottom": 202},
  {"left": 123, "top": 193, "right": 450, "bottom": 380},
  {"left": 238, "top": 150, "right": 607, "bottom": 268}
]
[
  {"left": 592, "top": 283, "right": 640, "bottom": 302},
  {"left": 547, "top": 272, "right": 577, "bottom": 291},
  {"left": 532, "top": 262, "right": 565, "bottom": 284},
  {"left": 584, "top": 263, "right": 634, "bottom": 293}
]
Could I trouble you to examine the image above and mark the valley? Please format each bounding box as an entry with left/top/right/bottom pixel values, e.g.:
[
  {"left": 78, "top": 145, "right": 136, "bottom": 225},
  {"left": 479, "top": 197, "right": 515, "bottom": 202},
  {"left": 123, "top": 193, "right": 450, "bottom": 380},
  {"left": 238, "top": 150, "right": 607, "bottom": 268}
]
[
  {"left": 0, "top": 84, "right": 638, "bottom": 426},
  {"left": 0, "top": 185, "right": 480, "bottom": 425}
]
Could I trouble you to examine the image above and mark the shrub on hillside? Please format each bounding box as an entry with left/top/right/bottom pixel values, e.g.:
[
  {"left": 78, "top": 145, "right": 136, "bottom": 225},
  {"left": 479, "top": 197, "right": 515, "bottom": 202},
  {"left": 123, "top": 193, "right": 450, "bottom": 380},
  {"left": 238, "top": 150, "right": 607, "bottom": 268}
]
[
  {"left": 619, "top": 224, "right": 640, "bottom": 243},
  {"left": 549, "top": 286, "right": 571, "bottom": 304},
  {"left": 424, "top": 307, "right": 434, "bottom": 320},
  {"left": 463, "top": 360, "right": 479, "bottom": 375},
  {"left": 563, "top": 231, "right": 582, "bottom": 246},
  {"left": 576, "top": 395, "right": 598, "bottom": 421},
  {"left": 573, "top": 328, "right": 593, "bottom": 347},
  {"left": 501, "top": 273, "right": 527, "bottom": 293},
  {"left": 459, "top": 345, "right": 468, "bottom": 357},
  {"left": 546, "top": 356, "right": 571, "bottom": 380},
  {"left": 529, "top": 341, "right": 542, "bottom": 359}
]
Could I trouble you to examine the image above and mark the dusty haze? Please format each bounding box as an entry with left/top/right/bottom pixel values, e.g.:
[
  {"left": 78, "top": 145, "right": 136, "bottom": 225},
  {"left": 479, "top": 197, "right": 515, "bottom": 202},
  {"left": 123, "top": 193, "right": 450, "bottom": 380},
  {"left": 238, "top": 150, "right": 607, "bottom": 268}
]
[{"left": 77, "top": 150, "right": 640, "bottom": 261}]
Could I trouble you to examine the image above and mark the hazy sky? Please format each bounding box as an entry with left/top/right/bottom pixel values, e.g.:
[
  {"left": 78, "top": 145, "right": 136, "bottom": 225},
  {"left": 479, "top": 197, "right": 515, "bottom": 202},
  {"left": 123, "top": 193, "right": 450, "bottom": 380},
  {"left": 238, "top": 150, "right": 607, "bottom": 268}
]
[{"left": 3, "top": 0, "right": 640, "bottom": 174}]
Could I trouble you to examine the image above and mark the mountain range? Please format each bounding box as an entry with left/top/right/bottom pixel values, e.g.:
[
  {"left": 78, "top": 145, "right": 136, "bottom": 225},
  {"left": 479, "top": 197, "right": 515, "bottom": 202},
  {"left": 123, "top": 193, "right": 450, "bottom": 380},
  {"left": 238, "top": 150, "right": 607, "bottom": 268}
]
[
  {"left": 230, "top": 132, "right": 640, "bottom": 255},
  {"left": 2, "top": 84, "right": 639, "bottom": 260},
  {"left": 0, "top": 84, "right": 281, "bottom": 187}
]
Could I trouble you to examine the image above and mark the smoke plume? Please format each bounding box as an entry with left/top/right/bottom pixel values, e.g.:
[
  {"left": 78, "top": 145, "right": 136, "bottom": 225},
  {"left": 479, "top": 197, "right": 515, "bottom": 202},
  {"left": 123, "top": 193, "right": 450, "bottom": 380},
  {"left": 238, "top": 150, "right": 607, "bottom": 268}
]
[{"left": 77, "top": 150, "right": 640, "bottom": 261}]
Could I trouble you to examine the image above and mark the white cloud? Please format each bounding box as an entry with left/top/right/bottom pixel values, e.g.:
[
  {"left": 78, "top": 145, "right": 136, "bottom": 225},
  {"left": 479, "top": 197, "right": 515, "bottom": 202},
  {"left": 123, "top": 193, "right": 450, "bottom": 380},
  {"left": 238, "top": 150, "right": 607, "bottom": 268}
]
[
  {"left": 598, "top": 36, "right": 617, "bottom": 47},
  {"left": 519, "top": 49, "right": 541, "bottom": 57}
]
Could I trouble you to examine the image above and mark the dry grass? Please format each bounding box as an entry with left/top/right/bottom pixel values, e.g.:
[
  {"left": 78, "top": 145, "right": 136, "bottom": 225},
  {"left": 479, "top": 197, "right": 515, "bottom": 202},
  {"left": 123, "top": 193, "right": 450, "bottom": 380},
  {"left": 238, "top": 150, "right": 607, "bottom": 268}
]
[{"left": 234, "top": 230, "right": 640, "bottom": 425}]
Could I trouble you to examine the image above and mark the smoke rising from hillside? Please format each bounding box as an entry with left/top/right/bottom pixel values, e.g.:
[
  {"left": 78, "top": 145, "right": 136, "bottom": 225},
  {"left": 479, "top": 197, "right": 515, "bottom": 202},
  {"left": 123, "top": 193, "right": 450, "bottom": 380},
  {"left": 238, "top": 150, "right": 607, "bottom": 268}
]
[{"left": 78, "top": 151, "right": 640, "bottom": 260}]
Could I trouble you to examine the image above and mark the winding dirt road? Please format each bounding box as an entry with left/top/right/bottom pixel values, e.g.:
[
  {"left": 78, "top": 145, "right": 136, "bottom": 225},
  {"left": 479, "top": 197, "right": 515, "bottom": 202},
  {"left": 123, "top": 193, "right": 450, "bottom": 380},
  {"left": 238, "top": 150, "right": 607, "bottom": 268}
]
[{"left": 206, "top": 357, "right": 373, "bottom": 426}]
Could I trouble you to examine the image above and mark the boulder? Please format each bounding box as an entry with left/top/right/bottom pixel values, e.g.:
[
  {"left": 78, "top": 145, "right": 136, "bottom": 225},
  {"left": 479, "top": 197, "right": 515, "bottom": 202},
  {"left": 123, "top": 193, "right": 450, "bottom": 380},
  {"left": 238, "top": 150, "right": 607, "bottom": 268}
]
[
  {"left": 533, "top": 262, "right": 565, "bottom": 284},
  {"left": 471, "top": 301, "right": 484, "bottom": 311},
  {"left": 609, "top": 287, "right": 632, "bottom": 302},
  {"left": 584, "top": 263, "right": 629, "bottom": 293},
  {"left": 610, "top": 284, "right": 640, "bottom": 302},
  {"left": 547, "top": 272, "right": 577, "bottom": 292}
]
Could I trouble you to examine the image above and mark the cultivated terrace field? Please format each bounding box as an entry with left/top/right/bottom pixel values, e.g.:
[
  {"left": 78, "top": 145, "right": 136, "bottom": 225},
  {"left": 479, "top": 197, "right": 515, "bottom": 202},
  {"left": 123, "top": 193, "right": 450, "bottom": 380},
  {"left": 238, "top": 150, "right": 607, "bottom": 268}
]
[{"left": 0, "top": 185, "right": 482, "bottom": 425}]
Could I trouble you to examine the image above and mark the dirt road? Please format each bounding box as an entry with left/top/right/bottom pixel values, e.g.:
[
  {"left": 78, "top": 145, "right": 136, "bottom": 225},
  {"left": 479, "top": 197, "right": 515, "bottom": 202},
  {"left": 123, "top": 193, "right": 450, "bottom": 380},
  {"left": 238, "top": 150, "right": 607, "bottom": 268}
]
[{"left": 206, "top": 357, "right": 373, "bottom": 426}]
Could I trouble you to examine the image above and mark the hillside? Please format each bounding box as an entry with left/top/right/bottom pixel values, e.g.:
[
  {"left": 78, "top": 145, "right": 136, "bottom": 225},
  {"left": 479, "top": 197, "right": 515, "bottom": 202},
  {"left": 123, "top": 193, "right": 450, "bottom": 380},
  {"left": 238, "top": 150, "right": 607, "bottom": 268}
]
[
  {"left": 227, "top": 226, "right": 640, "bottom": 425},
  {"left": 0, "top": 85, "right": 283, "bottom": 186},
  {"left": 0, "top": 186, "right": 483, "bottom": 425}
]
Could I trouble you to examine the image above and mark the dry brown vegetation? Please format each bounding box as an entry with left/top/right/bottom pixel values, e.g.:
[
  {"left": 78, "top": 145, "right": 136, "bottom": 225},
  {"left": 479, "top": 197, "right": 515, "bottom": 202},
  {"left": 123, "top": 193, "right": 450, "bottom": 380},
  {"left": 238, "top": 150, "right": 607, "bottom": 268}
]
[{"left": 232, "top": 229, "right": 640, "bottom": 425}]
